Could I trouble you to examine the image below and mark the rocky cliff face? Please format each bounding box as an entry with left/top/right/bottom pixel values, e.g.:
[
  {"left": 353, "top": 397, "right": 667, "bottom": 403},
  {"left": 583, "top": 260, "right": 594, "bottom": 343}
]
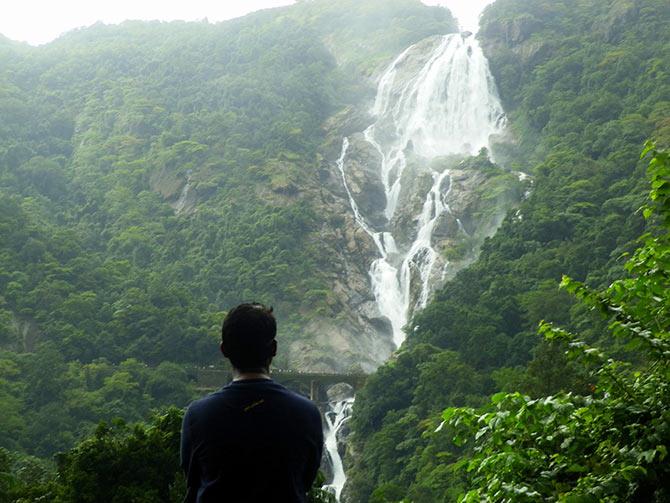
[
  {"left": 478, "top": 0, "right": 641, "bottom": 75},
  {"left": 146, "top": 34, "right": 526, "bottom": 373},
  {"left": 325, "top": 112, "right": 525, "bottom": 326},
  {"left": 306, "top": 30, "right": 526, "bottom": 364},
  {"left": 299, "top": 84, "right": 526, "bottom": 370},
  {"left": 478, "top": 13, "right": 552, "bottom": 70},
  {"left": 287, "top": 118, "right": 397, "bottom": 373}
]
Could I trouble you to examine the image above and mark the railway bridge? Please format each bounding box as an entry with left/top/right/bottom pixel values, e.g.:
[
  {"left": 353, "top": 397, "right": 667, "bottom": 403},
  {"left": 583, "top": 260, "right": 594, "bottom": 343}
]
[{"left": 193, "top": 367, "right": 367, "bottom": 403}]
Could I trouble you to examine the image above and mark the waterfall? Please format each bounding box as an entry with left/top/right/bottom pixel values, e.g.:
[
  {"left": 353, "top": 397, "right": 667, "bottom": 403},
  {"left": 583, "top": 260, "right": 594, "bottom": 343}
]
[
  {"left": 175, "top": 172, "right": 193, "bottom": 214},
  {"left": 174, "top": 182, "right": 190, "bottom": 214},
  {"left": 338, "top": 32, "right": 507, "bottom": 348},
  {"left": 322, "top": 398, "right": 355, "bottom": 501},
  {"left": 327, "top": 29, "right": 508, "bottom": 500}
]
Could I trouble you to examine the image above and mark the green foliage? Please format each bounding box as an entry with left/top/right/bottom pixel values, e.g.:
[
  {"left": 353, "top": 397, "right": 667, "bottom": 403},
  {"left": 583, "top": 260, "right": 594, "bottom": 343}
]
[
  {"left": 443, "top": 145, "right": 670, "bottom": 501},
  {"left": 0, "top": 348, "right": 195, "bottom": 457},
  {"left": 2, "top": 406, "right": 336, "bottom": 502},
  {"left": 348, "top": 1, "right": 670, "bottom": 500},
  {"left": 0, "top": 448, "right": 52, "bottom": 503},
  {"left": 283, "top": 0, "right": 455, "bottom": 77},
  {"left": 308, "top": 472, "right": 338, "bottom": 503},
  {"left": 0, "top": 0, "right": 451, "bottom": 459},
  {"left": 348, "top": 345, "right": 486, "bottom": 501},
  {"left": 53, "top": 408, "right": 184, "bottom": 503}
]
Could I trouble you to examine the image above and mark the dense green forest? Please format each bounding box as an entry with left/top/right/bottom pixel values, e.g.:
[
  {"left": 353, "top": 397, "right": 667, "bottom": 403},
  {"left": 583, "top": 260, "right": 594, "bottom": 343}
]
[
  {"left": 1, "top": 0, "right": 669, "bottom": 501},
  {"left": 0, "top": 0, "right": 453, "bottom": 461},
  {"left": 347, "top": 0, "right": 670, "bottom": 501}
]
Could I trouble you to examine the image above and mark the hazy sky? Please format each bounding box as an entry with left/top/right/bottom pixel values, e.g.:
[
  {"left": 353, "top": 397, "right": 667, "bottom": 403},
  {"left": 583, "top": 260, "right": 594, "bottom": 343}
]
[
  {"left": 424, "top": 0, "right": 496, "bottom": 33},
  {"left": 1, "top": 0, "right": 495, "bottom": 46}
]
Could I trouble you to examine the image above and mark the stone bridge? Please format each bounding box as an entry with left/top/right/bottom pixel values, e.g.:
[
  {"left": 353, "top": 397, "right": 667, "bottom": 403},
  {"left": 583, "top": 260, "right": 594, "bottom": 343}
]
[{"left": 193, "top": 367, "right": 367, "bottom": 403}]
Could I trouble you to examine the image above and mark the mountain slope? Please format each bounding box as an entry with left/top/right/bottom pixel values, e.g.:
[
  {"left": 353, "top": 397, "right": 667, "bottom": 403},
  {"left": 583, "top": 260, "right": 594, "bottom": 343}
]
[
  {"left": 346, "top": 0, "right": 670, "bottom": 500},
  {"left": 0, "top": 0, "right": 456, "bottom": 456}
]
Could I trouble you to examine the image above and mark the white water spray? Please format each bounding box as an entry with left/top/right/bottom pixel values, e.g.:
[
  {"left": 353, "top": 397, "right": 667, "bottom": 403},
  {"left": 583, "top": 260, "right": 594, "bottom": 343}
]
[
  {"left": 322, "top": 398, "right": 355, "bottom": 501},
  {"left": 338, "top": 33, "right": 506, "bottom": 348},
  {"left": 174, "top": 182, "right": 191, "bottom": 214},
  {"left": 175, "top": 170, "right": 193, "bottom": 214}
]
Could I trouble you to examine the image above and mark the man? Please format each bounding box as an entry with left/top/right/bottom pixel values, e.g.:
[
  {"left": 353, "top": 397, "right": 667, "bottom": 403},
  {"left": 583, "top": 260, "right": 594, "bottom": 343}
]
[{"left": 180, "top": 303, "right": 324, "bottom": 502}]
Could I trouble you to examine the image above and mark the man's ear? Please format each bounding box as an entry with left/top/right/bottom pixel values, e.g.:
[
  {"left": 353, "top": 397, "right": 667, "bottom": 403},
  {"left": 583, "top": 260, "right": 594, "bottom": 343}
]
[
  {"left": 220, "top": 342, "right": 228, "bottom": 358},
  {"left": 270, "top": 339, "right": 277, "bottom": 357}
]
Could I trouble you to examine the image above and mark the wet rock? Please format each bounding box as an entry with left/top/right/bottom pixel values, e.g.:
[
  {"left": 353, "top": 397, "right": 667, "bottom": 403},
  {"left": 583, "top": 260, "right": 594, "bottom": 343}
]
[
  {"left": 322, "top": 106, "right": 374, "bottom": 159},
  {"left": 323, "top": 106, "right": 374, "bottom": 142},
  {"left": 432, "top": 212, "right": 461, "bottom": 241},
  {"left": 479, "top": 13, "right": 551, "bottom": 70},
  {"left": 327, "top": 383, "right": 355, "bottom": 402},
  {"left": 390, "top": 158, "right": 433, "bottom": 248},
  {"left": 480, "top": 14, "right": 541, "bottom": 47},
  {"left": 383, "top": 36, "right": 444, "bottom": 94},
  {"left": 340, "top": 134, "right": 387, "bottom": 229}
]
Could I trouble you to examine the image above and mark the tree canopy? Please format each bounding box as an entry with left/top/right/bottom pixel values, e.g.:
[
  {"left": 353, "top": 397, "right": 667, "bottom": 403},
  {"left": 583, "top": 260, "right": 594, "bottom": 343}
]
[{"left": 347, "top": 0, "right": 670, "bottom": 500}]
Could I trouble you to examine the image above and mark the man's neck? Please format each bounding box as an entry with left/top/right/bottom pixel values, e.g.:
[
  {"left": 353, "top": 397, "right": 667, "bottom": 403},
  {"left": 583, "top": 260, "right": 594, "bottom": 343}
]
[{"left": 232, "top": 368, "right": 271, "bottom": 381}]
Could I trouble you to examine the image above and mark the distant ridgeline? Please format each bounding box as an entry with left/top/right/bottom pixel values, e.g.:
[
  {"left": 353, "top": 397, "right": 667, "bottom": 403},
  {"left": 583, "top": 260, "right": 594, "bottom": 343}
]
[{"left": 346, "top": 0, "right": 670, "bottom": 501}]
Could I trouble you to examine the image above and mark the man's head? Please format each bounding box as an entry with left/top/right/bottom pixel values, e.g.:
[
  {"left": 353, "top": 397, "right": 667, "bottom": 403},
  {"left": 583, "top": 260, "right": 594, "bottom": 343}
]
[{"left": 220, "top": 303, "right": 277, "bottom": 372}]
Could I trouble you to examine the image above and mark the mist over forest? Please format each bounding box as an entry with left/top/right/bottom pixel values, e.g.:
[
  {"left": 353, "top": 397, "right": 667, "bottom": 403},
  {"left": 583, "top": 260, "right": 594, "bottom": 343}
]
[{"left": 0, "top": 0, "right": 669, "bottom": 501}]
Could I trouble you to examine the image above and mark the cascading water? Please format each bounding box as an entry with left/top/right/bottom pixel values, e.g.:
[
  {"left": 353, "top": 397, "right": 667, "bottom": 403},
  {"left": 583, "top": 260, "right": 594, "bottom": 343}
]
[
  {"left": 322, "top": 398, "right": 355, "bottom": 501},
  {"left": 174, "top": 181, "right": 191, "bottom": 214},
  {"left": 175, "top": 170, "right": 193, "bottom": 214},
  {"left": 327, "top": 29, "right": 508, "bottom": 499},
  {"left": 339, "top": 32, "right": 507, "bottom": 348}
]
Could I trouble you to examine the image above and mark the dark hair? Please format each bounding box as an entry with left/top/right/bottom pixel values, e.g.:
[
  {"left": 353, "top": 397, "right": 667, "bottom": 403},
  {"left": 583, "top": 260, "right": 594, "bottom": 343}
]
[{"left": 221, "top": 303, "right": 276, "bottom": 371}]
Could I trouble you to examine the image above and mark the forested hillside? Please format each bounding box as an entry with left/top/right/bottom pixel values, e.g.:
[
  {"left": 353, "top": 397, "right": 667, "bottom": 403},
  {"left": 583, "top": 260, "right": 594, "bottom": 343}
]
[
  {"left": 346, "top": 0, "right": 670, "bottom": 500},
  {"left": 0, "top": 0, "right": 454, "bottom": 459},
  {"left": 1, "top": 0, "right": 669, "bottom": 500}
]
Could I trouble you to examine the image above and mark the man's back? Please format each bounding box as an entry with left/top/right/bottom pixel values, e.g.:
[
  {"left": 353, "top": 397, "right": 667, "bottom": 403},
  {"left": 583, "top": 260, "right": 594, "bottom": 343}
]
[{"left": 181, "top": 378, "right": 323, "bottom": 503}]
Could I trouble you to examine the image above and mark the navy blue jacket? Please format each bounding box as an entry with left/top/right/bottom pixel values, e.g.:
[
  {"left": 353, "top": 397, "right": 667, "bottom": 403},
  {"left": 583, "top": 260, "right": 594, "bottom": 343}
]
[{"left": 181, "top": 379, "right": 323, "bottom": 502}]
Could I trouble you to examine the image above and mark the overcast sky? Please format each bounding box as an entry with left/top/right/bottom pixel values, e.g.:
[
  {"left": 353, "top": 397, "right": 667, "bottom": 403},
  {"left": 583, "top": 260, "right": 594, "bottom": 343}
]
[{"left": 1, "top": 0, "right": 495, "bottom": 46}]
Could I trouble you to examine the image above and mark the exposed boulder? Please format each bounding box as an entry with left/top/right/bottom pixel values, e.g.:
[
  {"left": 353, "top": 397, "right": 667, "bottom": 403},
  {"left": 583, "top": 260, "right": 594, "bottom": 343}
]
[
  {"left": 389, "top": 158, "right": 433, "bottom": 249},
  {"left": 342, "top": 133, "right": 387, "bottom": 229},
  {"left": 327, "top": 383, "right": 355, "bottom": 402},
  {"left": 598, "top": 0, "right": 640, "bottom": 43},
  {"left": 479, "top": 12, "right": 551, "bottom": 74},
  {"left": 480, "top": 13, "right": 542, "bottom": 47},
  {"left": 322, "top": 106, "right": 374, "bottom": 159}
]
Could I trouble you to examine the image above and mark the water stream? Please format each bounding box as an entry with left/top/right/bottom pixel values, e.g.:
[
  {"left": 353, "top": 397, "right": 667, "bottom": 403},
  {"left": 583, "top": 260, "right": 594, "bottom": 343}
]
[
  {"left": 175, "top": 172, "right": 193, "bottom": 214},
  {"left": 322, "top": 398, "right": 355, "bottom": 500},
  {"left": 326, "top": 29, "right": 507, "bottom": 501},
  {"left": 340, "top": 32, "right": 506, "bottom": 348}
]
